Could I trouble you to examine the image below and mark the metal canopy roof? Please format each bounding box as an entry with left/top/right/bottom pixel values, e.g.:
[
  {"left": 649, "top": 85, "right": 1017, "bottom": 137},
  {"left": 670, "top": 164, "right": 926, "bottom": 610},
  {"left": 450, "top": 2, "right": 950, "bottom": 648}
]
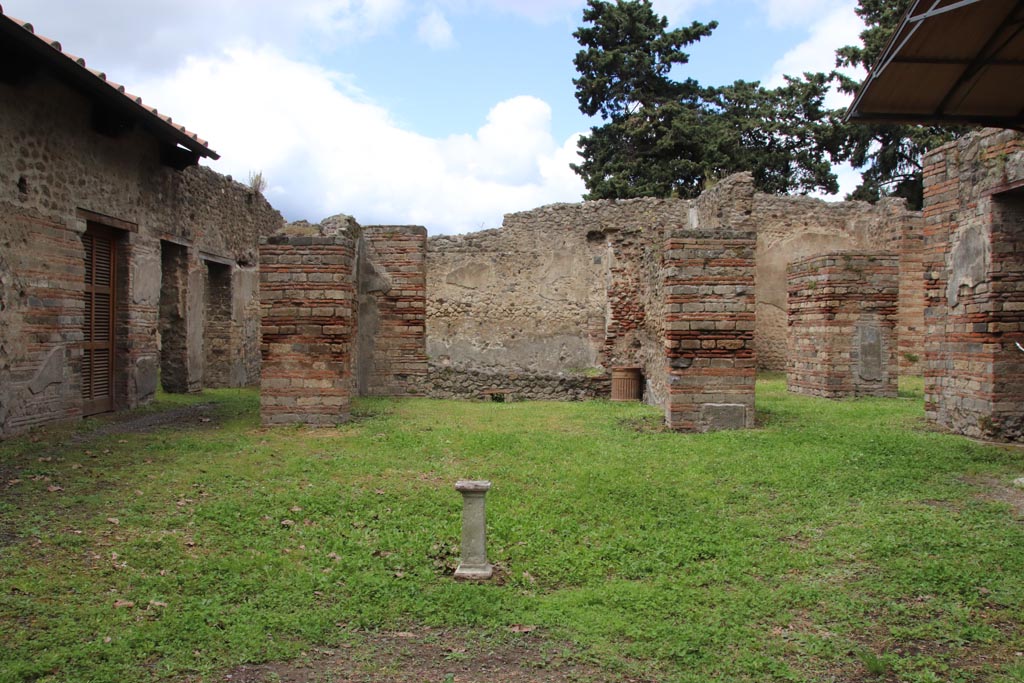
[
  {"left": 0, "top": 4, "right": 219, "bottom": 164},
  {"left": 846, "top": 0, "right": 1024, "bottom": 130}
]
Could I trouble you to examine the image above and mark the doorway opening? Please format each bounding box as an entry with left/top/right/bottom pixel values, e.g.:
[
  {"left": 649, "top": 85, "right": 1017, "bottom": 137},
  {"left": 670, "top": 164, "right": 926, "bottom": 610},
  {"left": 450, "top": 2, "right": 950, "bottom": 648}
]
[
  {"left": 204, "top": 260, "right": 232, "bottom": 388},
  {"left": 159, "top": 241, "right": 190, "bottom": 393}
]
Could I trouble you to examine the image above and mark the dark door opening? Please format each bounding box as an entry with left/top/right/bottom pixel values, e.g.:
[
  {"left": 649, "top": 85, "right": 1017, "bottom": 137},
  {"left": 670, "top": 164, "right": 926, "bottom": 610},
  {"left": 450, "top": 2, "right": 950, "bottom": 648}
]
[
  {"left": 81, "top": 225, "right": 117, "bottom": 416},
  {"left": 159, "top": 241, "right": 190, "bottom": 393},
  {"left": 203, "top": 260, "right": 232, "bottom": 388}
]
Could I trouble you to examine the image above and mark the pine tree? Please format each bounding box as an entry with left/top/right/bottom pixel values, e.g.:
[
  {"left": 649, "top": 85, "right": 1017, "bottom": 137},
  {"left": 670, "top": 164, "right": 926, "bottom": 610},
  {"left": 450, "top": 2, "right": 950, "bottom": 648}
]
[{"left": 570, "top": 0, "right": 842, "bottom": 200}]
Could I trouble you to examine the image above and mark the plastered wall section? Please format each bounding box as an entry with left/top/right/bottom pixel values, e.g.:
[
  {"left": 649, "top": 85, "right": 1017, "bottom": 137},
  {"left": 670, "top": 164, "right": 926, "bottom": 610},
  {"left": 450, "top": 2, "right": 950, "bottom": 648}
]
[
  {"left": 0, "top": 73, "right": 283, "bottom": 438},
  {"left": 787, "top": 252, "right": 899, "bottom": 398},
  {"left": 259, "top": 230, "right": 356, "bottom": 426},
  {"left": 425, "top": 198, "right": 688, "bottom": 402},
  {"left": 664, "top": 175, "right": 757, "bottom": 431},
  {"left": 921, "top": 128, "right": 1024, "bottom": 441}
]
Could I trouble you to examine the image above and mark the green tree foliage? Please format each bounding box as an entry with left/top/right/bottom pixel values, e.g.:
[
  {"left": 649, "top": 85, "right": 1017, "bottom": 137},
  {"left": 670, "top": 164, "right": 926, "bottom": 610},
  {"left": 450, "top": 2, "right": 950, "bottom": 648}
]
[
  {"left": 571, "top": 0, "right": 842, "bottom": 200},
  {"left": 833, "top": 0, "right": 960, "bottom": 208},
  {"left": 572, "top": 0, "right": 714, "bottom": 119},
  {"left": 704, "top": 75, "right": 842, "bottom": 196}
]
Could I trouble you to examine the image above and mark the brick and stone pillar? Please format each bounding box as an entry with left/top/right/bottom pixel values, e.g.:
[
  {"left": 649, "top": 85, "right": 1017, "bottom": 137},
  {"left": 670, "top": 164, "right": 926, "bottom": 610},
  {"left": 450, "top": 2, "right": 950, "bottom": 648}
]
[
  {"left": 259, "top": 227, "right": 356, "bottom": 426},
  {"left": 663, "top": 224, "right": 757, "bottom": 432},
  {"left": 787, "top": 252, "right": 899, "bottom": 399}
]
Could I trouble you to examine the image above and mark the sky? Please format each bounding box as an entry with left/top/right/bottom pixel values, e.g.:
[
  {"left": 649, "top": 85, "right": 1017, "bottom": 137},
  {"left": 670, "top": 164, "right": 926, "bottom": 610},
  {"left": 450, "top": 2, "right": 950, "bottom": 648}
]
[{"left": 5, "top": 0, "right": 866, "bottom": 234}]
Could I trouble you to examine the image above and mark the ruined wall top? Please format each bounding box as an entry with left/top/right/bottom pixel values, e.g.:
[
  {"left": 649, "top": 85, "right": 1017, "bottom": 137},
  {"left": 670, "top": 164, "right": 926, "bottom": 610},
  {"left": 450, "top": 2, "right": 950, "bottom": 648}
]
[
  {"left": 694, "top": 172, "right": 756, "bottom": 233},
  {"left": 754, "top": 189, "right": 912, "bottom": 250},
  {"left": 923, "top": 128, "right": 1024, "bottom": 196},
  {"left": 429, "top": 195, "right": 694, "bottom": 252}
]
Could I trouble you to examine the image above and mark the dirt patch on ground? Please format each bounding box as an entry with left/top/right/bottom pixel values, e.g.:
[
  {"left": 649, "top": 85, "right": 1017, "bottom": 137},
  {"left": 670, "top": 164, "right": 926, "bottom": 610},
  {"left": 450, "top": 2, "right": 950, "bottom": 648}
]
[
  {"left": 213, "top": 627, "right": 650, "bottom": 683},
  {"left": 965, "top": 475, "right": 1024, "bottom": 519},
  {"left": 70, "top": 403, "right": 218, "bottom": 443}
]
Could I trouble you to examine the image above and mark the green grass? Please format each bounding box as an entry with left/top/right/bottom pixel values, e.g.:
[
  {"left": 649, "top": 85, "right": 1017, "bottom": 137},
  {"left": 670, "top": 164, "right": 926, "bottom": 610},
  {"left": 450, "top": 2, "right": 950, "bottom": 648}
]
[{"left": 1, "top": 378, "right": 1022, "bottom": 682}]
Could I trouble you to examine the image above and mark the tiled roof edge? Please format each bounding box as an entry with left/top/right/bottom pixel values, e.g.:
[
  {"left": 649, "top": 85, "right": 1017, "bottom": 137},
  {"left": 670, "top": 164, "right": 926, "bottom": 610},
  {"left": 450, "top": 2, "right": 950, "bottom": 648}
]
[{"left": 0, "top": 6, "right": 219, "bottom": 159}]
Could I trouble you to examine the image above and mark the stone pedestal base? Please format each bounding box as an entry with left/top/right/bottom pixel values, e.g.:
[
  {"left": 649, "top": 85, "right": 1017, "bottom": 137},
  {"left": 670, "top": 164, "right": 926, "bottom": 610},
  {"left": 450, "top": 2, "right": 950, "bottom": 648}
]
[
  {"left": 454, "top": 563, "right": 493, "bottom": 581},
  {"left": 454, "top": 479, "right": 492, "bottom": 581}
]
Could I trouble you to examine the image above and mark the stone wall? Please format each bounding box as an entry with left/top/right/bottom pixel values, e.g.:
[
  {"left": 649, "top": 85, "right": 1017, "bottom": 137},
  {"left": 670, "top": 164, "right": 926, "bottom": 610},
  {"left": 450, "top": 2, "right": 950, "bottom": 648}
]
[
  {"left": 203, "top": 260, "right": 235, "bottom": 388},
  {"left": 895, "top": 212, "right": 926, "bottom": 373},
  {"left": 922, "top": 128, "right": 1024, "bottom": 441},
  {"left": 259, "top": 227, "right": 356, "bottom": 426},
  {"left": 425, "top": 199, "right": 689, "bottom": 404},
  {"left": 424, "top": 366, "right": 610, "bottom": 402},
  {"left": 0, "top": 71, "right": 283, "bottom": 438},
  {"left": 787, "top": 252, "right": 899, "bottom": 398},
  {"left": 424, "top": 183, "right": 924, "bottom": 400},
  {"left": 356, "top": 225, "right": 428, "bottom": 397},
  {"left": 258, "top": 216, "right": 429, "bottom": 426},
  {"left": 663, "top": 176, "right": 757, "bottom": 431}
]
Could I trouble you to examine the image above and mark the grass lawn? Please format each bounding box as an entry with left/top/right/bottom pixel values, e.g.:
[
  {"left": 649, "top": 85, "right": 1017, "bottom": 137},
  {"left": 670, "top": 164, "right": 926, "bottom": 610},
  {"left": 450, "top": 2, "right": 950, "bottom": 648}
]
[{"left": 1, "top": 376, "right": 1023, "bottom": 682}]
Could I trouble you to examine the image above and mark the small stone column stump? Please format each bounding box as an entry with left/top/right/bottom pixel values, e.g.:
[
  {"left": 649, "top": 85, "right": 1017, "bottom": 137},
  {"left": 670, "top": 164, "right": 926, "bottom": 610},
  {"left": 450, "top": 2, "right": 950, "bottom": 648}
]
[{"left": 454, "top": 480, "right": 493, "bottom": 580}]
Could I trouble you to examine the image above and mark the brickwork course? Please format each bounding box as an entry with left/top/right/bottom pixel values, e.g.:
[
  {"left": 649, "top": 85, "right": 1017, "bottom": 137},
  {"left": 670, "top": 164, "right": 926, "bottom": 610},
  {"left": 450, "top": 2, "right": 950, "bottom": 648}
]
[
  {"left": 922, "top": 128, "right": 1024, "bottom": 442},
  {"left": 788, "top": 252, "right": 900, "bottom": 399}
]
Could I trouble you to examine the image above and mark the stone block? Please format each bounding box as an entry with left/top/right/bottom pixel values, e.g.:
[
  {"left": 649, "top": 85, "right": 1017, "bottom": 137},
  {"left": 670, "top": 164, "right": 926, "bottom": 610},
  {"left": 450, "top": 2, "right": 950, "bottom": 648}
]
[{"left": 700, "top": 403, "right": 749, "bottom": 431}]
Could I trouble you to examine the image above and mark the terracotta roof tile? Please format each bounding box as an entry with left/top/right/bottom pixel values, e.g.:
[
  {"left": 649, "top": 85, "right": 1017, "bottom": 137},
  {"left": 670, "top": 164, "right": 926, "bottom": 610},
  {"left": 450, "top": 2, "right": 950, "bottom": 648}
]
[{"left": 0, "top": 5, "right": 218, "bottom": 158}]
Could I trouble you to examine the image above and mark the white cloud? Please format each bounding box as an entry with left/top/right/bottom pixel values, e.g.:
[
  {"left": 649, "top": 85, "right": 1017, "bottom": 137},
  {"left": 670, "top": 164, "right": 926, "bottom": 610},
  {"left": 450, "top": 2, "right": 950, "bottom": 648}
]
[
  {"left": 652, "top": 0, "right": 715, "bottom": 24},
  {"left": 759, "top": 0, "right": 837, "bottom": 28},
  {"left": 443, "top": 96, "right": 559, "bottom": 183},
  {"left": 417, "top": 7, "right": 456, "bottom": 49},
  {"left": 2, "top": 0, "right": 413, "bottom": 81},
  {"left": 134, "top": 48, "right": 585, "bottom": 234},
  {"left": 765, "top": 0, "right": 864, "bottom": 107}
]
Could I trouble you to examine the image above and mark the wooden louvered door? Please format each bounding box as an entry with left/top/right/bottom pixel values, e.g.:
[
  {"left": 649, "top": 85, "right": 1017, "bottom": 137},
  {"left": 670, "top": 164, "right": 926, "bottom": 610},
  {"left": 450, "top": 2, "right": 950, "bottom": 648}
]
[{"left": 82, "top": 226, "right": 117, "bottom": 416}]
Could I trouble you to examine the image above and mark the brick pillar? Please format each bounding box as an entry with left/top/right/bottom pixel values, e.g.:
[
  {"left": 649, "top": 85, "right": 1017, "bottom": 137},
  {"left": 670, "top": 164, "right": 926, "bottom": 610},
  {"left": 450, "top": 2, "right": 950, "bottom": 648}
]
[
  {"left": 787, "top": 252, "right": 899, "bottom": 398},
  {"left": 663, "top": 227, "right": 756, "bottom": 431},
  {"left": 259, "top": 229, "right": 356, "bottom": 426}
]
